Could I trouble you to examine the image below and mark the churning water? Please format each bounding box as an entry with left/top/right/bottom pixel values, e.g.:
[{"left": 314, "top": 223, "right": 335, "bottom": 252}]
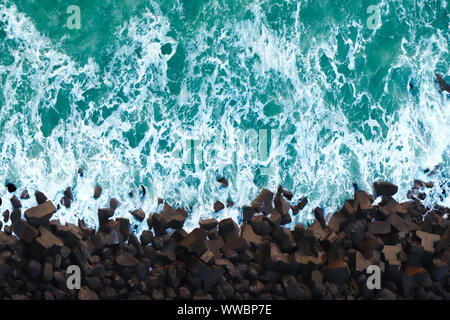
[{"left": 0, "top": 0, "right": 449, "bottom": 232}]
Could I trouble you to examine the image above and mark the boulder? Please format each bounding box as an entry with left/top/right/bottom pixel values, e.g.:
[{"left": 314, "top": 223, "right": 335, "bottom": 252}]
[
  {"left": 24, "top": 200, "right": 56, "bottom": 226},
  {"left": 251, "top": 189, "right": 274, "bottom": 215},
  {"left": 373, "top": 181, "right": 398, "bottom": 197}
]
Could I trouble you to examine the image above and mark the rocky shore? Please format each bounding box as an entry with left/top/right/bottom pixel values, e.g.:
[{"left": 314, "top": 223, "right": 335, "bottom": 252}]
[{"left": 0, "top": 180, "right": 448, "bottom": 300}]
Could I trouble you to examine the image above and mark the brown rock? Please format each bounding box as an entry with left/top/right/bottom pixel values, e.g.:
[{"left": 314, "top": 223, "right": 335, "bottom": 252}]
[
  {"left": 217, "top": 177, "right": 228, "bottom": 187},
  {"left": 436, "top": 73, "right": 450, "bottom": 93},
  {"left": 64, "top": 187, "right": 73, "bottom": 201},
  {"left": 218, "top": 218, "right": 239, "bottom": 241},
  {"left": 416, "top": 230, "right": 440, "bottom": 253},
  {"left": 20, "top": 189, "right": 30, "bottom": 200},
  {"left": 313, "top": 207, "right": 326, "bottom": 228},
  {"left": 178, "top": 228, "right": 207, "bottom": 257},
  {"left": 241, "top": 223, "right": 263, "bottom": 249},
  {"left": 53, "top": 222, "right": 83, "bottom": 247},
  {"left": 354, "top": 190, "right": 375, "bottom": 214},
  {"left": 93, "top": 185, "right": 102, "bottom": 199},
  {"left": 24, "top": 200, "right": 56, "bottom": 227},
  {"left": 242, "top": 206, "right": 256, "bottom": 223},
  {"left": 35, "top": 191, "right": 48, "bottom": 205},
  {"left": 251, "top": 189, "right": 274, "bottom": 215},
  {"left": 272, "top": 227, "right": 297, "bottom": 252},
  {"left": 213, "top": 201, "right": 225, "bottom": 212},
  {"left": 11, "top": 219, "right": 39, "bottom": 244},
  {"left": 374, "top": 181, "right": 398, "bottom": 197},
  {"left": 186, "top": 256, "right": 224, "bottom": 292},
  {"left": 115, "top": 251, "right": 139, "bottom": 268},
  {"left": 130, "top": 209, "right": 146, "bottom": 222},
  {"left": 10, "top": 195, "right": 22, "bottom": 209},
  {"left": 98, "top": 208, "right": 114, "bottom": 225},
  {"left": 274, "top": 186, "right": 290, "bottom": 216},
  {"left": 291, "top": 197, "right": 308, "bottom": 215},
  {"left": 31, "top": 226, "right": 64, "bottom": 255},
  {"left": 368, "top": 221, "right": 392, "bottom": 235},
  {"left": 251, "top": 215, "right": 272, "bottom": 235},
  {"left": 2, "top": 210, "right": 9, "bottom": 223},
  {"left": 109, "top": 198, "right": 119, "bottom": 210},
  {"left": 79, "top": 286, "right": 99, "bottom": 300},
  {"left": 199, "top": 218, "right": 218, "bottom": 231}
]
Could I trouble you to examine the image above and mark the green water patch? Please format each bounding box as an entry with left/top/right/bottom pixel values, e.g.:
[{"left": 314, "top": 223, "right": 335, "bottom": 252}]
[
  {"left": 39, "top": 106, "right": 61, "bottom": 137},
  {"left": 11, "top": 0, "right": 153, "bottom": 65}
]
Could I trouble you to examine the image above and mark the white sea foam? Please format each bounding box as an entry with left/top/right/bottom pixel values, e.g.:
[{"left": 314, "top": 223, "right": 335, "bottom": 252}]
[{"left": 0, "top": 0, "right": 449, "bottom": 236}]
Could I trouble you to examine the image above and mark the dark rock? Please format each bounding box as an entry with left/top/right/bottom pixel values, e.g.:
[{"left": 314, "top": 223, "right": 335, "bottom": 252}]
[
  {"left": 382, "top": 245, "right": 402, "bottom": 271},
  {"left": 10, "top": 208, "right": 21, "bottom": 223},
  {"left": 327, "top": 211, "right": 347, "bottom": 233},
  {"left": 98, "top": 208, "right": 115, "bottom": 225},
  {"left": 109, "top": 198, "right": 119, "bottom": 210},
  {"left": 213, "top": 201, "right": 225, "bottom": 212},
  {"left": 262, "top": 243, "right": 290, "bottom": 271},
  {"left": 116, "top": 218, "right": 130, "bottom": 242},
  {"left": 3, "top": 210, "right": 9, "bottom": 223},
  {"left": 374, "top": 181, "right": 398, "bottom": 197},
  {"left": 60, "top": 196, "right": 71, "bottom": 208},
  {"left": 64, "top": 187, "right": 73, "bottom": 201},
  {"left": 436, "top": 73, "right": 450, "bottom": 93},
  {"left": 399, "top": 273, "right": 417, "bottom": 297},
  {"left": 35, "top": 191, "right": 48, "bottom": 205},
  {"left": 53, "top": 222, "right": 83, "bottom": 247},
  {"left": 272, "top": 227, "right": 297, "bottom": 252},
  {"left": 242, "top": 206, "right": 256, "bottom": 223},
  {"left": 187, "top": 256, "right": 224, "bottom": 292},
  {"left": 78, "top": 219, "right": 95, "bottom": 239},
  {"left": 348, "top": 250, "right": 372, "bottom": 272},
  {"left": 274, "top": 186, "right": 290, "bottom": 216},
  {"left": 115, "top": 251, "right": 139, "bottom": 268},
  {"left": 217, "top": 177, "right": 228, "bottom": 187},
  {"left": 31, "top": 227, "right": 64, "bottom": 256},
  {"left": 218, "top": 218, "right": 240, "bottom": 241},
  {"left": 130, "top": 209, "right": 145, "bottom": 222},
  {"left": 354, "top": 190, "right": 375, "bottom": 214},
  {"left": 140, "top": 230, "right": 154, "bottom": 245},
  {"left": 199, "top": 218, "right": 218, "bottom": 231},
  {"left": 377, "top": 197, "right": 408, "bottom": 219},
  {"left": 79, "top": 286, "right": 99, "bottom": 300},
  {"left": 251, "top": 215, "right": 272, "bottom": 235},
  {"left": 153, "top": 203, "right": 187, "bottom": 234},
  {"left": 42, "top": 262, "right": 53, "bottom": 282},
  {"left": 241, "top": 223, "right": 263, "bottom": 249},
  {"left": 24, "top": 200, "right": 56, "bottom": 227},
  {"left": 281, "top": 274, "right": 310, "bottom": 299},
  {"left": 20, "top": 189, "right": 30, "bottom": 199},
  {"left": 313, "top": 207, "right": 326, "bottom": 228},
  {"left": 268, "top": 211, "right": 282, "bottom": 227},
  {"left": 387, "top": 213, "right": 416, "bottom": 233},
  {"left": 28, "top": 259, "right": 42, "bottom": 279},
  {"left": 291, "top": 197, "right": 308, "bottom": 215},
  {"left": 93, "top": 185, "right": 102, "bottom": 199},
  {"left": 251, "top": 189, "right": 274, "bottom": 215},
  {"left": 368, "top": 221, "right": 392, "bottom": 235},
  {"left": 221, "top": 236, "right": 248, "bottom": 253},
  {"left": 429, "top": 258, "right": 448, "bottom": 281},
  {"left": 10, "top": 195, "right": 22, "bottom": 209},
  {"left": 11, "top": 219, "right": 39, "bottom": 244},
  {"left": 6, "top": 183, "right": 16, "bottom": 193},
  {"left": 178, "top": 228, "right": 207, "bottom": 257},
  {"left": 4, "top": 225, "right": 12, "bottom": 236}
]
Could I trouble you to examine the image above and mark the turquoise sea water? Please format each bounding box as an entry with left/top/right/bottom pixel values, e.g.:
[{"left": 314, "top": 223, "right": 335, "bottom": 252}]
[{"left": 0, "top": 0, "right": 449, "bottom": 231}]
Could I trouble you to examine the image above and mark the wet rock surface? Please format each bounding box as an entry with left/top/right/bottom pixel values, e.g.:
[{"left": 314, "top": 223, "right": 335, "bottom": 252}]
[{"left": 0, "top": 181, "right": 448, "bottom": 300}]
